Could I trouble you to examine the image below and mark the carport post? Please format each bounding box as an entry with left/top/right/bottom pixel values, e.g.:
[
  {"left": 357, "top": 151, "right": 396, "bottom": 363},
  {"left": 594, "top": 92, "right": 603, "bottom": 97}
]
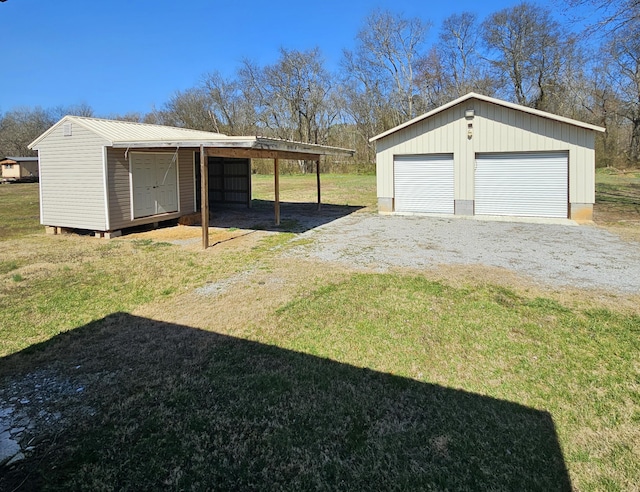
[
  {"left": 316, "top": 158, "right": 321, "bottom": 211},
  {"left": 274, "top": 158, "right": 280, "bottom": 226},
  {"left": 200, "top": 145, "right": 209, "bottom": 249}
]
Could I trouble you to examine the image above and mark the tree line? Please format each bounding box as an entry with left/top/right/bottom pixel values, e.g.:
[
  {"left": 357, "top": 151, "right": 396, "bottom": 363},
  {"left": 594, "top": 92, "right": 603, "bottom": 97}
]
[{"left": 1, "top": 0, "right": 638, "bottom": 172}]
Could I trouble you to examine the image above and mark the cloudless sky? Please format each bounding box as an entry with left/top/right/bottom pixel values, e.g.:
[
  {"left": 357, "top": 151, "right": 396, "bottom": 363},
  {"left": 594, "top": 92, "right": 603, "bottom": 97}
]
[{"left": 2, "top": 0, "right": 575, "bottom": 117}]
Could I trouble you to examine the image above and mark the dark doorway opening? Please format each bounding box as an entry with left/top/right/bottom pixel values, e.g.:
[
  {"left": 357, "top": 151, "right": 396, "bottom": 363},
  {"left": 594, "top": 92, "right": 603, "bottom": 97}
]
[{"left": 195, "top": 153, "right": 251, "bottom": 209}]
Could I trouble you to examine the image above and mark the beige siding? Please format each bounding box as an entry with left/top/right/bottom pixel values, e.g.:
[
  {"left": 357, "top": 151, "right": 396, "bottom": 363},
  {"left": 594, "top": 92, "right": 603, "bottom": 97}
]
[
  {"left": 377, "top": 98, "right": 596, "bottom": 205},
  {"left": 179, "top": 148, "right": 196, "bottom": 212},
  {"left": 1, "top": 165, "right": 20, "bottom": 179},
  {"left": 107, "top": 147, "right": 196, "bottom": 231},
  {"left": 1, "top": 161, "right": 38, "bottom": 179},
  {"left": 33, "top": 124, "right": 109, "bottom": 230}
]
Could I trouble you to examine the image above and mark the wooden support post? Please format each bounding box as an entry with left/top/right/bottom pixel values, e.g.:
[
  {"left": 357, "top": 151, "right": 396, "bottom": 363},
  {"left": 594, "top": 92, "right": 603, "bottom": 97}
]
[
  {"left": 316, "top": 159, "right": 321, "bottom": 211},
  {"left": 274, "top": 158, "right": 280, "bottom": 226},
  {"left": 200, "top": 145, "right": 209, "bottom": 249}
]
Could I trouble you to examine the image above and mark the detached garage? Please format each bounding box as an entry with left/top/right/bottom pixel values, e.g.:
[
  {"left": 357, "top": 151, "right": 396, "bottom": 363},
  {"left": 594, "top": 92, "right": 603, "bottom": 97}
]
[{"left": 372, "top": 93, "right": 605, "bottom": 221}]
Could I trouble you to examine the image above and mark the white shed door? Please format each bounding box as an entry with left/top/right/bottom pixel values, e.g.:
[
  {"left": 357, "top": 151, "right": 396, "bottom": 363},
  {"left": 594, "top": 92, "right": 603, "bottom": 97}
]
[
  {"left": 132, "top": 154, "right": 157, "bottom": 218},
  {"left": 131, "top": 153, "right": 178, "bottom": 219},
  {"left": 394, "top": 154, "right": 454, "bottom": 214},
  {"left": 475, "top": 152, "right": 568, "bottom": 218},
  {"left": 155, "top": 154, "right": 178, "bottom": 214}
]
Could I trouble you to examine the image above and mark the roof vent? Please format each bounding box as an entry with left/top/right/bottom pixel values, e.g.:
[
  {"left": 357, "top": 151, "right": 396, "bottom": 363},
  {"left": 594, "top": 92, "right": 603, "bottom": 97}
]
[{"left": 63, "top": 123, "right": 72, "bottom": 137}]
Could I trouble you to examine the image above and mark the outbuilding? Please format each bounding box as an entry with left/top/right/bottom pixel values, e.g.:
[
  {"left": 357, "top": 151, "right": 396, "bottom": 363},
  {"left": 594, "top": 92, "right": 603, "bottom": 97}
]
[
  {"left": 371, "top": 93, "right": 605, "bottom": 221},
  {"left": 1, "top": 156, "right": 39, "bottom": 183},
  {"left": 29, "top": 116, "right": 353, "bottom": 245}
]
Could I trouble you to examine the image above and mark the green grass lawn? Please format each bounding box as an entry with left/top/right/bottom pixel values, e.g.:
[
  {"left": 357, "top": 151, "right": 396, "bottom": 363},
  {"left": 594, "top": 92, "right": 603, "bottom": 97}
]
[
  {"left": 251, "top": 172, "right": 377, "bottom": 209},
  {"left": 595, "top": 168, "right": 640, "bottom": 218},
  {"left": 0, "top": 183, "right": 41, "bottom": 240},
  {"left": 0, "top": 174, "right": 639, "bottom": 490}
]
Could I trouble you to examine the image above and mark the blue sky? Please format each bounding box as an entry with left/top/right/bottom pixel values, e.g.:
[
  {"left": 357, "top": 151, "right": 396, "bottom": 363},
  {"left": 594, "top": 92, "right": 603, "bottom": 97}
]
[{"left": 2, "top": 0, "right": 569, "bottom": 116}]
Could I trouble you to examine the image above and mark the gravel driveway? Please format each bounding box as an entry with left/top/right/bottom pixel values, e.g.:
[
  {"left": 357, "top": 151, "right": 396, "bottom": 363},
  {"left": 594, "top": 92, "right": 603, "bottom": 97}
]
[{"left": 289, "top": 213, "right": 640, "bottom": 293}]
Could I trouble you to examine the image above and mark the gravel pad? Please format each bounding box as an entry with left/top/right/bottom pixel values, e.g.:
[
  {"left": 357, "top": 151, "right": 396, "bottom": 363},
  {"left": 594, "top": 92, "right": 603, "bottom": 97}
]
[{"left": 288, "top": 213, "right": 640, "bottom": 293}]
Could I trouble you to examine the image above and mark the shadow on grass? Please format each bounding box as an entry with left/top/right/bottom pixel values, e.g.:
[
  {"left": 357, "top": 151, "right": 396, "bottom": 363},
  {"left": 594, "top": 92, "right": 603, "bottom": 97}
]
[
  {"left": 0, "top": 313, "right": 571, "bottom": 491},
  {"left": 209, "top": 200, "right": 364, "bottom": 232}
]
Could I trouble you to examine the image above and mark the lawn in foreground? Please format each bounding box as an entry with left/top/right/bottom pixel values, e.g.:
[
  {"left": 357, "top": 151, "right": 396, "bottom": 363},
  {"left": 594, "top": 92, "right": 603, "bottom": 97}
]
[
  {"left": 0, "top": 173, "right": 375, "bottom": 355},
  {"left": 1, "top": 173, "right": 638, "bottom": 490},
  {"left": 1, "top": 274, "right": 638, "bottom": 491}
]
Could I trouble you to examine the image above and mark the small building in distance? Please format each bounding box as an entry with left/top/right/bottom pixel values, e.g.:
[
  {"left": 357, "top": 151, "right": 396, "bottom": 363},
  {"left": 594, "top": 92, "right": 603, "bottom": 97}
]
[{"left": 1, "top": 156, "right": 39, "bottom": 183}]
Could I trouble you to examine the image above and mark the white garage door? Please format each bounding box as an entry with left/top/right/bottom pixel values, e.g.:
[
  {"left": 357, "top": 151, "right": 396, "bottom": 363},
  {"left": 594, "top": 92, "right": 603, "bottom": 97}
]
[
  {"left": 394, "top": 154, "right": 454, "bottom": 214},
  {"left": 475, "top": 152, "right": 568, "bottom": 218}
]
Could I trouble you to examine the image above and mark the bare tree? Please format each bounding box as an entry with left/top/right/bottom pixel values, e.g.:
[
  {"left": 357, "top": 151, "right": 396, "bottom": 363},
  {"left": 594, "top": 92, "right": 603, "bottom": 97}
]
[
  {"left": 439, "top": 12, "right": 493, "bottom": 97},
  {"left": 154, "top": 88, "right": 219, "bottom": 132},
  {"left": 343, "top": 10, "right": 429, "bottom": 123},
  {"left": 338, "top": 75, "right": 394, "bottom": 163},
  {"left": 106, "top": 112, "right": 146, "bottom": 122},
  {"left": 240, "top": 48, "right": 336, "bottom": 142},
  {"left": 201, "top": 71, "right": 255, "bottom": 135},
  {"left": 49, "top": 102, "right": 94, "bottom": 121},
  {"left": 604, "top": 21, "right": 640, "bottom": 162},
  {"left": 413, "top": 47, "right": 449, "bottom": 110},
  {"left": 482, "top": 2, "right": 574, "bottom": 111},
  {"left": 340, "top": 10, "right": 429, "bottom": 162},
  {"left": 414, "top": 12, "right": 497, "bottom": 109},
  {"left": 239, "top": 48, "right": 338, "bottom": 172},
  {"left": 564, "top": 0, "right": 640, "bottom": 34},
  {"left": 0, "top": 103, "right": 97, "bottom": 158}
]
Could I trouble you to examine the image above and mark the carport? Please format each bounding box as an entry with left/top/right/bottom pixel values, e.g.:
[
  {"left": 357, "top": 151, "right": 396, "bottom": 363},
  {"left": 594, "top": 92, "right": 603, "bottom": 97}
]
[
  {"left": 108, "top": 136, "right": 355, "bottom": 248},
  {"left": 192, "top": 139, "right": 353, "bottom": 248}
]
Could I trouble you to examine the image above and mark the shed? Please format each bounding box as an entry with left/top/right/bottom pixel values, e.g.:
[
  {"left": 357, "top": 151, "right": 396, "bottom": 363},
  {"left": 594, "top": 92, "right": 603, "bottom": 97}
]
[
  {"left": 29, "top": 116, "right": 353, "bottom": 245},
  {"left": 371, "top": 93, "right": 606, "bottom": 221},
  {"left": 1, "top": 156, "right": 39, "bottom": 182}
]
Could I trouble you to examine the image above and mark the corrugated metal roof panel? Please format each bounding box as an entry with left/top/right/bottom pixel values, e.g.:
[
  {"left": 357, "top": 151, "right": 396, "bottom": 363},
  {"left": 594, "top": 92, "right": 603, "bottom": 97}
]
[
  {"left": 69, "top": 116, "right": 227, "bottom": 144},
  {"left": 29, "top": 116, "right": 355, "bottom": 157},
  {"left": 2, "top": 156, "right": 38, "bottom": 162},
  {"left": 29, "top": 116, "right": 228, "bottom": 148}
]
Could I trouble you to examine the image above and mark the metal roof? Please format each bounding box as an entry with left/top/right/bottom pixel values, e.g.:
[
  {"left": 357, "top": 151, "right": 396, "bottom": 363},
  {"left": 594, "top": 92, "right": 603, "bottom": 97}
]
[
  {"left": 29, "top": 116, "right": 354, "bottom": 157},
  {"left": 111, "top": 136, "right": 354, "bottom": 156},
  {"left": 370, "top": 92, "right": 606, "bottom": 142},
  {"left": 1, "top": 156, "right": 39, "bottom": 162},
  {"left": 29, "top": 116, "right": 227, "bottom": 149}
]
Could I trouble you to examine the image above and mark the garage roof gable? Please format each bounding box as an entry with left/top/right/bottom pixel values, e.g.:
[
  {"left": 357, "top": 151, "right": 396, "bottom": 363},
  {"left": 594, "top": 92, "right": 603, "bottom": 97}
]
[{"left": 369, "top": 93, "right": 606, "bottom": 142}]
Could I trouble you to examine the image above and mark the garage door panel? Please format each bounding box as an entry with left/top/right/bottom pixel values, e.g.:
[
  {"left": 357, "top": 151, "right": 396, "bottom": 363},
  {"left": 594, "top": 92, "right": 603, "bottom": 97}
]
[
  {"left": 395, "top": 155, "right": 454, "bottom": 214},
  {"left": 475, "top": 152, "right": 568, "bottom": 218}
]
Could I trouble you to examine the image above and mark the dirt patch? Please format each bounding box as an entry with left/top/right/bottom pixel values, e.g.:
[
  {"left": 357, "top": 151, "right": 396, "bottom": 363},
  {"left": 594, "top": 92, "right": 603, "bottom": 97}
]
[
  {"left": 593, "top": 201, "right": 640, "bottom": 242},
  {"left": 125, "top": 225, "right": 205, "bottom": 242},
  {"left": 134, "top": 257, "right": 351, "bottom": 338},
  {"left": 594, "top": 202, "right": 640, "bottom": 224},
  {"left": 123, "top": 225, "right": 274, "bottom": 252},
  {"left": 424, "top": 263, "right": 640, "bottom": 314}
]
